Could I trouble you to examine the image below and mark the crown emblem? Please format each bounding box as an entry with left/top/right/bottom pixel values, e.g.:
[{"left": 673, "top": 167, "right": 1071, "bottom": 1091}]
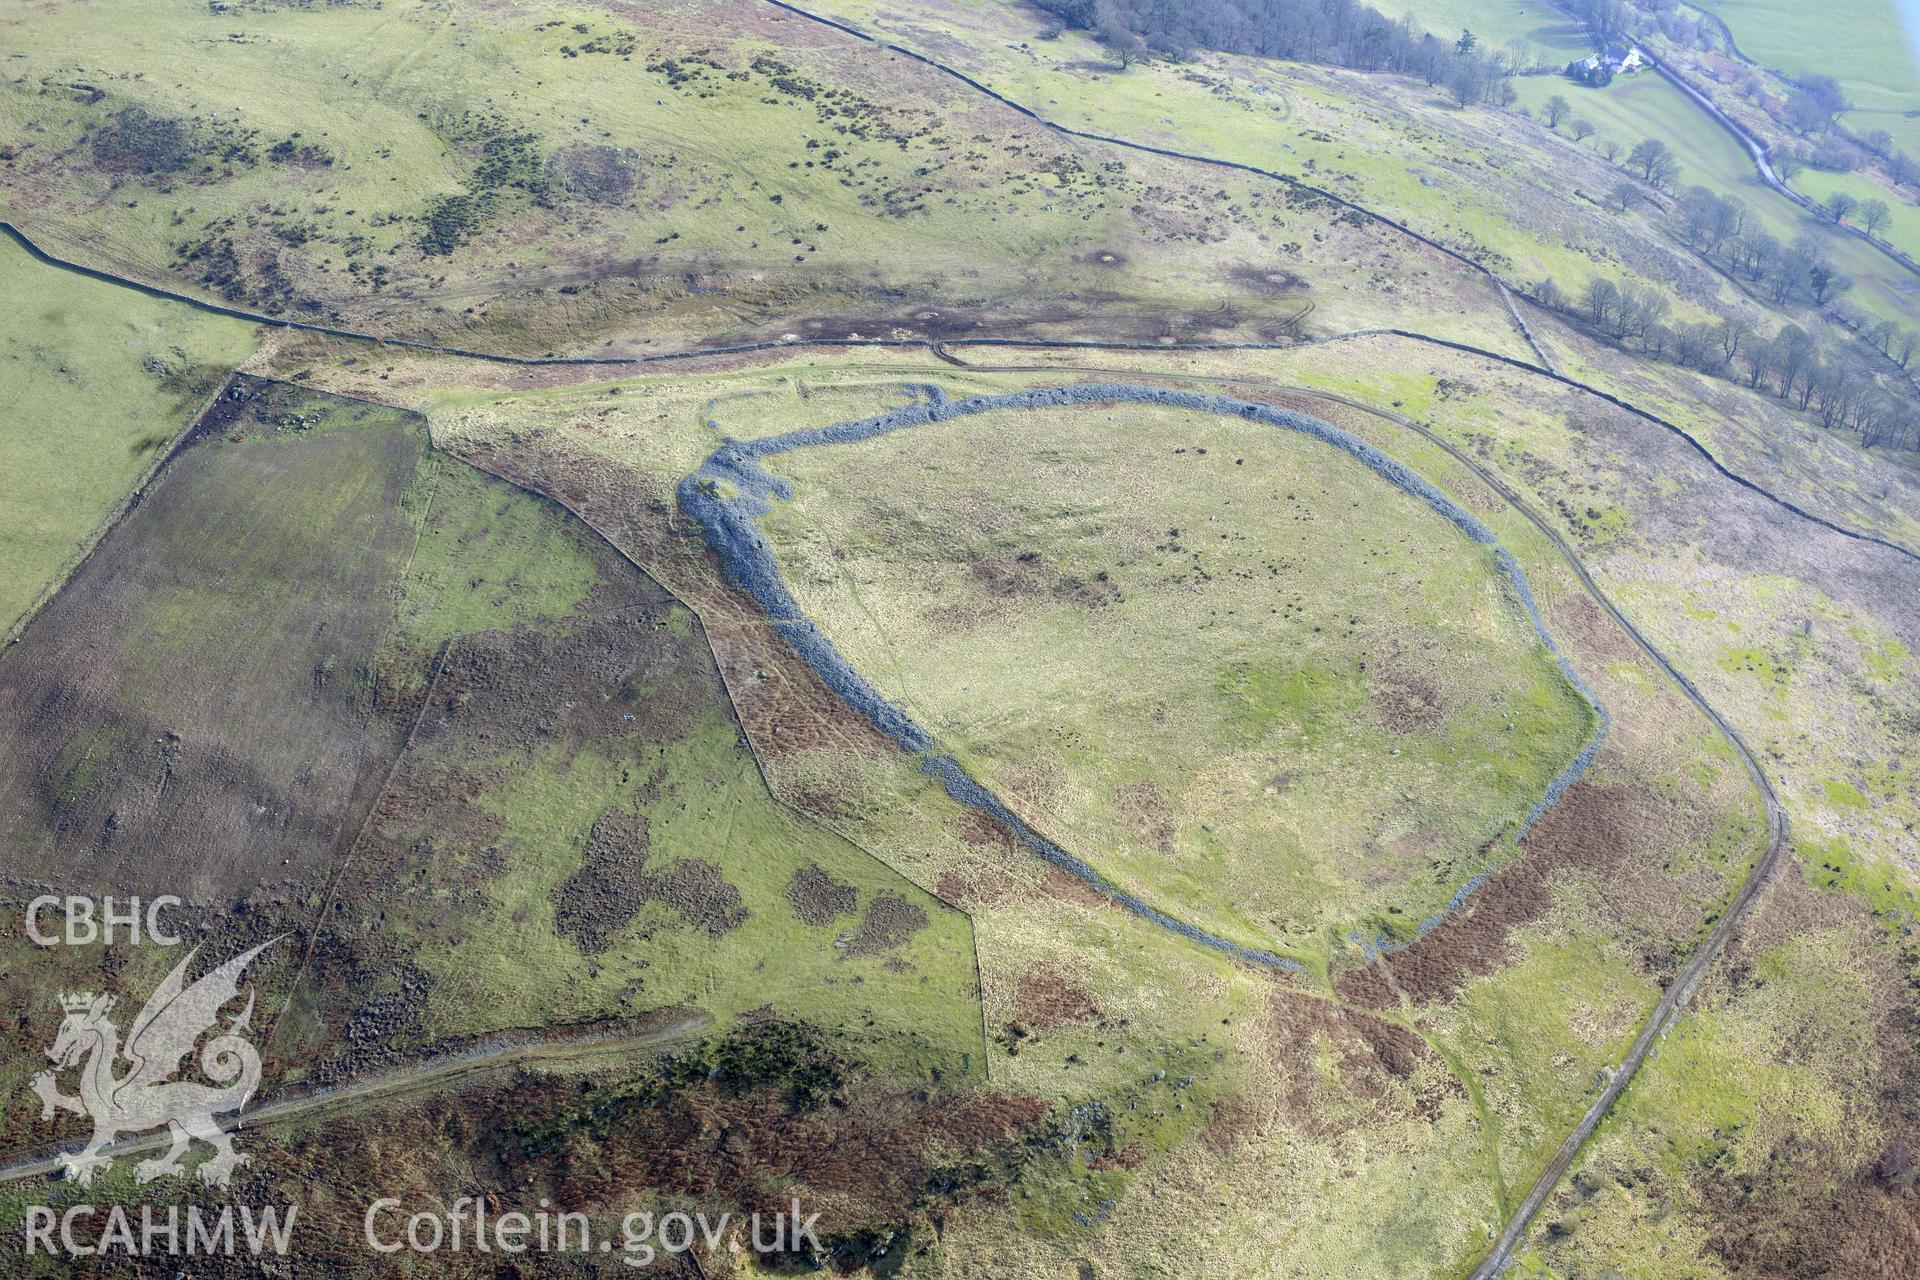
[{"left": 59, "top": 992, "right": 98, "bottom": 1013}]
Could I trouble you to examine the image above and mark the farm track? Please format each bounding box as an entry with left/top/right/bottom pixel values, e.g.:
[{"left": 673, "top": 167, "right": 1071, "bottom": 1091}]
[
  {"left": 0, "top": 1011, "right": 712, "bottom": 1186},
  {"left": 928, "top": 346, "right": 1788, "bottom": 1279}
]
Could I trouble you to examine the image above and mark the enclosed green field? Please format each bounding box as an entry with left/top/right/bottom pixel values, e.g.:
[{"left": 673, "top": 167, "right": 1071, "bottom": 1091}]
[
  {"left": 0, "top": 375, "right": 982, "bottom": 1106},
  {"left": 0, "top": 235, "right": 256, "bottom": 637},
  {"left": 1511, "top": 72, "right": 1920, "bottom": 327},
  {"left": 1698, "top": 0, "right": 1920, "bottom": 151},
  {"left": 754, "top": 398, "right": 1597, "bottom": 965},
  {"left": 1786, "top": 164, "right": 1920, "bottom": 267},
  {"left": 0, "top": 385, "right": 438, "bottom": 898},
  {"left": 1396, "top": 0, "right": 1593, "bottom": 62}
]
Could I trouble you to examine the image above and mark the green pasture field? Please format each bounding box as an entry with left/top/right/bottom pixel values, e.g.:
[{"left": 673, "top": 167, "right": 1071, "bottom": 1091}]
[
  {"left": 287, "top": 392, "right": 983, "bottom": 1081},
  {"left": 0, "top": 389, "right": 436, "bottom": 898},
  {"left": 364, "top": 688, "right": 987, "bottom": 1079},
  {"left": 0, "top": 234, "right": 256, "bottom": 637},
  {"left": 1396, "top": 0, "right": 1594, "bottom": 63},
  {"left": 1510, "top": 72, "right": 1920, "bottom": 328},
  {"left": 1787, "top": 164, "right": 1920, "bottom": 268},
  {"left": 1696, "top": 0, "right": 1920, "bottom": 152},
  {"left": 1515, "top": 889, "right": 1908, "bottom": 1276},
  {"left": 0, "top": 372, "right": 981, "bottom": 1102}
]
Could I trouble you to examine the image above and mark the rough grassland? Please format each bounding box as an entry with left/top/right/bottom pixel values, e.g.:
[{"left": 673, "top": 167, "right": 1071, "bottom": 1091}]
[
  {"left": 0, "top": 389, "right": 430, "bottom": 899},
  {"left": 0, "top": 369, "right": 980, "bottom": 1125},
  {"left": 815, "top": 0, "right": 1777, "bottom": 322},
  {"left": 0, "top": 0, "right": 1498, "bottom": 351},
  {"left": 1518, "top": 308, "right": 1920, "bottom": 552},
  {"left": 1514, "top": 872, "right": 1920, "bottom": 1277},
  {"left": 410, "top": 364, "right": 1528, "bottom": 1273},
  {"left": 755, "top": 397, "right": 1594, "bottom": 964},
  {"left": 0, "top": 233, "right": 256, "bottom": 637},
  {"left": 259, "top": 345, "right": 1762, "bottom": 1276}
]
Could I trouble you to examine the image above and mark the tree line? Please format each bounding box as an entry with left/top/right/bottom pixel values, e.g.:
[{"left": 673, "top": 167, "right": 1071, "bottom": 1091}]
[
  {"left": 1558, "top": 273, "right": 1915, "bottom": 448},
  {"left": 1032, "top": 0, "right": 1518, "bottom": 105},
  {"left": 1527, "top": 92, "right": 1920, "bottom": 452},
  {"left": 1532, "top": 219, "right": 1920, "bottom": 453},
  {"left": 1032, "top": 0, "right": 1920, "bottom": 453}
]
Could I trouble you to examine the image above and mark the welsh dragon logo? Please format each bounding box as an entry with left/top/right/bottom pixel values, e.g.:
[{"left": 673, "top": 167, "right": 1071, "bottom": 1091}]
[{"left": 30, "top": 940, "right": 277, "bottom": 1187}]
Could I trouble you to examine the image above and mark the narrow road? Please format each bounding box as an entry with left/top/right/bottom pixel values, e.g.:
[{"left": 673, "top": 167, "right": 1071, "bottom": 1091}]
[{"left": 0, "top": 1012, "right": 712, "bottom": 1186}]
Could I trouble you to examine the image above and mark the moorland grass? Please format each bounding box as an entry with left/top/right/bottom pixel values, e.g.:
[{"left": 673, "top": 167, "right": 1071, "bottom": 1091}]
[
  {"left": 1518, "top": 904, "right": 1899, "bottom": 1272},
  {"left": 755, "top": 398, "right": 1596, "bottom": 965},
  {"left": 819, "top": 0, "right": 1779, "bottom": 325},
  {"left": 314, "top": 346, "right": 1791, "bottom": 1275},
  {"left": 420, "top": 712, "right": 985, "bottom": 1078},
  {"left": 0, "top": 0, "right": 1388, "bottom": 348}
]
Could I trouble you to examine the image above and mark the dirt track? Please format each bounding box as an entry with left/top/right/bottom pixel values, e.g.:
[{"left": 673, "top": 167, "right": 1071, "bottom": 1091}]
[{"left": 0, "top": 1011, "right": 712, "bottom": 1186}]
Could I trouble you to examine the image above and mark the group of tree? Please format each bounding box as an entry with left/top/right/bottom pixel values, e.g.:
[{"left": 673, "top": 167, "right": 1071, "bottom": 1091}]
[
  {"left": 1738, "top": 64, "right": 1920, "bottom": 209},
  {"left": 1667, "top": 186, "right": 1858, "bottom": 304},
  {"left": 1533, "top": 271, "right": 1919, "bottom": 447},
  {"left": 1036, "top": 0, "right": 1920, "bottom": 454},
  {"left": 1032, "top": 0, "right": 1518, "bottom": 104}
]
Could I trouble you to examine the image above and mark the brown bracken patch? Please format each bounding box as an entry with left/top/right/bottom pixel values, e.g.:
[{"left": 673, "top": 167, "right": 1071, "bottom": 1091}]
[
  {"left": 1115, "top": 779, "right": 1177, "bottom": 854},
  {"left": 1336, "top": 780, "right": 1667, "bottom": 1007},
  {"left": 1042, "top": 865, "right": 1114, "bottom": 910},
  {"left": 1369, "top": 659, "right": 1445, "bottom": 733},
  {"left": 958, "top": 808, "right": 1019, "bottom": 851},
  {"left": 554, "top": 798, "right": 747, "bottom": 952},
  {"left": 1550, "top": 591, "right": 1637, "bottom": 664},
  {"left": 785, "top": 862, "right": 858, "bottom": 926},
  {"left": 1201, "top": 1095, "right": 1262, "bottom": 1156},
  {"left": 844, "top": 892, "right": 928, "bottom": 957},
  {"left": 1013, "top": 963, "right": 1100, "bottom": 1029},
  {"left": 1265, "top": 992, "right": 1460, "bottom": 1138},
  {"left": 935, "top": 854, "right": 1024, "bottom": 908}
]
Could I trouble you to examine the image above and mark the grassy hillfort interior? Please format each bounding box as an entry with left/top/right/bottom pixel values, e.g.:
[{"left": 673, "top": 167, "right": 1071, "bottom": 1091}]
[{"left": 0, "top": 0, "right": 1916, "bottom": 1276}]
